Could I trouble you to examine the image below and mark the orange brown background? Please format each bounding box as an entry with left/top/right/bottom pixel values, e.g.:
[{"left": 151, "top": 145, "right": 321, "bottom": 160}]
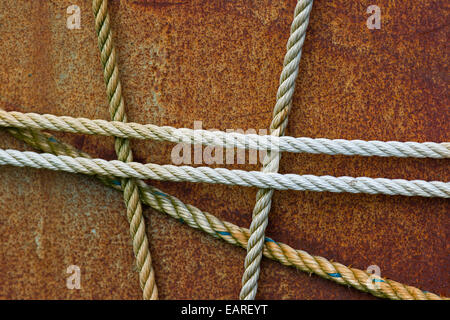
[{"left": 0, "top": 0, "right": 448, "bottom": 299}]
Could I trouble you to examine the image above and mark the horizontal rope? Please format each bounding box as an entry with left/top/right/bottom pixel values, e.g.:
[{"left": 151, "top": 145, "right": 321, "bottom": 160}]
[
  {"left": 1, "top": 110, "right": 448, "bottom": 159},
  {"left": 242, "top": 0, "right": 314, "bottom": 300},
  {"left": 0, "top": 148, "right": 448, "bottom": 198},
  {"left": 5, "top": 127, "right": 447, "bottom": 300},
  {"left": 93, "top": 0, "right": 158, "bottom": 300}
]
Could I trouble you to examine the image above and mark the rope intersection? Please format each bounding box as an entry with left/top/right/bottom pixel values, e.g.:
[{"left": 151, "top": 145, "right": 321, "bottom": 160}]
[
  {"left": 92, "top": 0, "right": 157, "bottom": 299},
  {"left": 241, "top": 0, "right": 312, "bottom": 299},
  {"left": 0, "top": 148, "right": 448, "bottom": 197},
  {"left": 3, "top": 126, "right": 448, "bottom": 300},
  {"left": 1, "top": 0, "right": 448, "bottom": 300},
  {"left": 1, "top": 110, "right": 448, "bottom": 159}
]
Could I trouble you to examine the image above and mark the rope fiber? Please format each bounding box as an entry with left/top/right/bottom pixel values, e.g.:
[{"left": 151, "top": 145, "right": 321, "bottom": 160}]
[
  {"left": 3, "top": 126, "right": 447, "bottom": 300},
  {"left": 0, "top": 0, "right": 447, "bottom": 300},
  {"left": 0, "top": 109, "right": 448, "bottom": 159},
  {"left": 92, "top": 0, "right": 157, "bottom": 300},
  {"left": 0, "top": 148, "right": 448, "bottom": 198},
  {"left": 241, "top": 0, "right": 314, "bottom": 300}
]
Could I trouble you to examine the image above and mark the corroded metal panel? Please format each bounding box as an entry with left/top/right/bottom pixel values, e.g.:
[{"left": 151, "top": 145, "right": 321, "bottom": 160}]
[{"left": 0, "top": 0, "right": 448, "bottom": 299}]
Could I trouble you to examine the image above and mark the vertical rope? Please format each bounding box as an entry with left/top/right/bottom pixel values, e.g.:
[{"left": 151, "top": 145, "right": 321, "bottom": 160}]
[
  {"left": 4, "top": 125, "right": 447, "bottom": 300},
  {"left": 92, "top": 0, "right": 158, "bottom": 300},
  {"left": 240, "top": 0, "right": 313, "bottom": 300}
]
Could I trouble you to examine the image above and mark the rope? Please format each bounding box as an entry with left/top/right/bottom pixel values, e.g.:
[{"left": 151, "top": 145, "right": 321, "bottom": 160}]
[
  {"left": 1, "top": 148, "right": 447, "bottom": 198},
  {"left": 0, "top": 0, "right": 446, "bottom": 301},
  {"left": 0, "top": 110, "right": 448, "bottom": 159},
  {"left": 241, "top": 0, "right": 314, "bottom": 300},
  {"left": 92, "top": 0, "right": 157, "bottom": 300},
  {"left": 3, "top": 127, "right": 447, "bottom": 300}
]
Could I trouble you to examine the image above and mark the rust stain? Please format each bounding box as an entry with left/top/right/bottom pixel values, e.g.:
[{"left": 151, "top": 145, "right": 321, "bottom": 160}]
[{"left": 0, "top": 0, "right": 448, "bottom": 299}]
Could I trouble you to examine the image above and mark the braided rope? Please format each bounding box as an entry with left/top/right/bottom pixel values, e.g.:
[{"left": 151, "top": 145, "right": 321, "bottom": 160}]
[
  {"left": 2, "top": 148, "right": 448, "bottom": 197},
  {"left": 0, "top": 0, "right": 446, "bottom": 301},
  {"left": 92, "top": 0, "right": 157, "bottom": 299},
  {"left": 0, "top": 110, "right": 448, "bottom": 158},
  {"left": 4, "top": 126, "right": 447, "bottom": 300},
  {"left": 241, "top": 0, "right": 314, "bottom": 300}
]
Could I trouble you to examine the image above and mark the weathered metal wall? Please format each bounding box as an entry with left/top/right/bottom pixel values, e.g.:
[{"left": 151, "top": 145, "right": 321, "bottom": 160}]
[{"left": 0, "top": 0, "right": 448, "bottom": 299}]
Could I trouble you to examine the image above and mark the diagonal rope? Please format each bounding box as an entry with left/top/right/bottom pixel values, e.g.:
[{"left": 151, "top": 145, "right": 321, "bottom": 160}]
[
  {"left": 241, "top": 0, "right": 314, "bottom": 300},
  {"left": 3, "top": 126, "right": 447, "bottom": 300},
  {"left": 92, "top": 0, "right": 157, "bottom": 300},
  {"left": 0, "top": 0, "right": 446, "bottom": 301}
]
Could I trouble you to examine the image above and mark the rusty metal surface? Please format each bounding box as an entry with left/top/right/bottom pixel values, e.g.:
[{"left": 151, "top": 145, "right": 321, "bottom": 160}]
[{"left": 0, "top": 0, "right": 448, "bottom": 299}]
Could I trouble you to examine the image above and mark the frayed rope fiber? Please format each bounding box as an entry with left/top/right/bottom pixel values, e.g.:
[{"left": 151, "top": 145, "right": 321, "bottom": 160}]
[{"left": 1, "top": 0, "right": 448, "bottom": 300}]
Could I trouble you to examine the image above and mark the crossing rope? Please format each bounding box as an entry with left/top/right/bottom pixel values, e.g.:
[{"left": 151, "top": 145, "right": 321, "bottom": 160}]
[
  {"left": 3, "top": 126, "right": 448, "bottom": 300},
  {"left": 0, "top": 110, "right": 448, "bottom": 159},
  {"left": 0, "top": 148, "right": 448, "bottom": 198},
  {"left": 92, "top": 0, "right": 157, "bottom": 299},
  {"left": 241, "top": 0, "right": 314, "bottom": 300},
  {"left": 0, "top": 0, "right": 448, "bottom": 300}
]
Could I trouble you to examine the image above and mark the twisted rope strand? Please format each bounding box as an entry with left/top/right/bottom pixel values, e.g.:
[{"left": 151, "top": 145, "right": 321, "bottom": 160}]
[
  {"left": 4, "top": 126, "right": 447, "bottom": 300},
  {"left": 241, "top": 0, "right": 314, "bottom": 300},
  {"left": 92, "top": 0, "right": 157, "bottom": 300},
  {"left": 1, "top": 148, "right": 447, "bottom": 197},
  {"left": 0, "top": 110, "right": 448, "bottom": 158},
  {"left": 1, "top": 0, "right": 445, "bottom": 301}
]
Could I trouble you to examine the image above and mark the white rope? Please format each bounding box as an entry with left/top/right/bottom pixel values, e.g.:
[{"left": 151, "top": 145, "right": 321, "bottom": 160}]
[
  {"left": 0, "top": 110, "right": 449, "bottom": 158},
  {"left": 0, "top": 148, "right": 448, "bottom": 198}
]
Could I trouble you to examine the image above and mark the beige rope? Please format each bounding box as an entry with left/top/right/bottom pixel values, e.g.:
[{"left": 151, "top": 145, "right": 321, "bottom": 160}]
[
  {"left": 241, "top": 0, "right": 314, "bottom": 300},
  {"left": 92, "top": 0, "right": 157, "bottom": 300},
  {"left": 3, "top": 126, "right": 447, "bottom": 300},
  {"left": 0, "top": 110, "right": 448, "bottom": 159}
]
